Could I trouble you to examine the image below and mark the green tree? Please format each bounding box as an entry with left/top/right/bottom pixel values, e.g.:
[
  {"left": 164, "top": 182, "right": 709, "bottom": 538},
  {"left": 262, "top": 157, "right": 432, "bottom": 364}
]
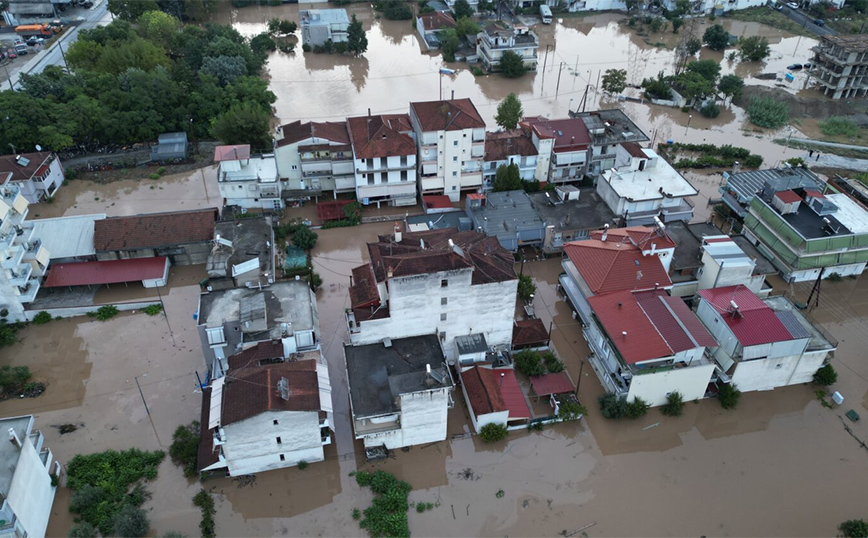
[
  {"left": 674, "top": 71, "right": 714, "bottom": 101},
  {"left": 200, "top": 55, "right": 248, "bottom": 86},
  {"left": 686, "top": 59, "right": 721, "bottom": 84},
  {"left": 495, "top": 92, "right": 523, "bottom": 129},
  {"left": 113, "top": 505, "right": 149, "bottom": 538},
  {"left": 453, "top": 0, "right": 474, "bottom": 19},
  {"left": 672, "top": 0, "right": 691, "bottom": 15},
  {"left": 292, "top": 227, "right": 319, "bottom": 251},
  {"left": 718, "top": 73, "right": 744, "bottom": 103},
  {"left": 839, "top": 519, "right": 868, "bottom": 538},
  {"left": 747, "top": 96, "right": 789, "bottom": 128},
  {"left": 493, "top": 163, "right": 522, "bottom": 191},
  {"left": 514, "top": 350, "right": 545, "bottom": 377},
  {"left": 347, "top": 14, "right": 368, "bottom": 56},
  {"left": 478, "top": 422, "right": 508, "bottom": 442},
  {"left": 598, "top": 393, "right": 628, "bottom": 419},
  {"left": 684, "top": 37, "right": 701, "bottom": 56},
  {"left": 671, "top": 18, "right": 684, "bottom": 33},
  {"left": 738, "top": 35, "right": 770, "bottom": 62},
  {"left": 813, "top": 363, "right": 838, "bottom": 385},
  {"left": 601, "top": 68, "right": 627, "bottom": 94},
  {"left": 169, "top": 421, "right": 200, "bottom": 478},
  {"left": 279, "top": 19, "right": 297, "bottom": 34},
  {"left": 477, "top": 0, "right": 496, "bottom": 11},
  {"left": 250, "top": 33, "right": 277, "bottom": 55},
  {"left": 212, "top": 101, "right": 271, "bottom": 150},
  {"left": 68, "top": 522, "right": 97, "bottom": 538},
  {"left": 626, "top": 397, "right": 650, "bottom": 418},
  {"left": 455, "top": 16, "right": 480, "bottom": 36},
  {"left": 717, "top": 383, "right": 741, "bottom": 409},
  {"left": 660, "top": 391, "right": 685, "bottom": 417},
  {"left": 107, "top": 0, "right": 160, "bottom": 21},
  {"left": 499, "top": 50, "right": 527, "bottom": 78},
  {"left": 380, "top": 0, "right": 414, "bottom": 19},
  {"left": 517, "top": 273, "right": 536, "bottom": 302},
  {"left": 703, "top": 23, "right": 729, "bottom": 51},
  {"left": 137, "top": 10, "right": 180, "bottom": 48},
  {"left": 440, "top": 28, "right": 460, "bottom": 61},
  {"left": 625, "top": 0, "right": 639, "bottom": 10}
]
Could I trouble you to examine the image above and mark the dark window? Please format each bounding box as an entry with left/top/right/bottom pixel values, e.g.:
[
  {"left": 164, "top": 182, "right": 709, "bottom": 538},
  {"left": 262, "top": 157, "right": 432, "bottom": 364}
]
[
  {"left": 441, "top": 297, "right": 447, "bottom": 305},
  {"left": 280, "top": 454, "right": 285, "bottom": 461},
  {"left": 276, "top": 437, "right": 282, "bottom": 444},
  {"left": 273, "top": 419, "right": 279, "bottom": 425},
  {"left": 441, "top": 279, "right": 448, "bottom": 287}
]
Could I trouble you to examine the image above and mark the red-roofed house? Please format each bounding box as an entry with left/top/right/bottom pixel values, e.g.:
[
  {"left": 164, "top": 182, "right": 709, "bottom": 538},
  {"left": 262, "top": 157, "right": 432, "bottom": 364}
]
[
  {"left": 410, "top": 99, "right": 486, "bottom": 202},
  {"left": 589, "top": 225, "right": 676, "bottom": 272},
  {"left": 274, "top": 120, "right": 354, "bottom": 198},
  {"left": 695, "top": 286, "right": 836, "bottom": 392},
  {"left": 198, "top": 352, "right": 333, "bottom": 476},
  {"left": 347, "top": 114, "right": 417, "bottom": 208},
  {"left": 416, "top": 11, "right": 456, "bottom": 50},
  {"left": 459, "top": 366, "right": 531, "bottom": 431},
  {"left": 522, "top": 116, "right": 591, "bottom": 185},
  {"left": 483, "top": 129, "right": 538, "bottom": 191},
  {"left": 0, "top": 151, "right": 64, "bottom": 204}
]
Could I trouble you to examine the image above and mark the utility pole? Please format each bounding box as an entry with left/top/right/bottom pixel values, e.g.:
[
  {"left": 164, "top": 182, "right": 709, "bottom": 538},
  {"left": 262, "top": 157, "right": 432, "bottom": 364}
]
[
  {"left": 541, "top": 44, "right": 552, "bottom": 74},
  {"left": 574, "top": 358, "right": 585, "bottom": 399},
  {"left": 556, "top": 62, "right": 566, "bottom": 97}
]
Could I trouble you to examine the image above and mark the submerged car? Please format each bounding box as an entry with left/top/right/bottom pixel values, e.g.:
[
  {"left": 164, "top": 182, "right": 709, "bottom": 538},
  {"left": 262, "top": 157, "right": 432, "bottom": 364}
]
[{"left": 787, "top": 63, "right": 803, "bottom": 70}]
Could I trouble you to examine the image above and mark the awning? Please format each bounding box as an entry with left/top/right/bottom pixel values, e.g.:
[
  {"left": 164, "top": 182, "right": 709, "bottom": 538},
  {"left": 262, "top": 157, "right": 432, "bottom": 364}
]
[
  {"left": 530, "top": 371, "right": 575, "bottom": 396},
  {"left": 43, "top": 256, "right": 168, "bottom": 288}
]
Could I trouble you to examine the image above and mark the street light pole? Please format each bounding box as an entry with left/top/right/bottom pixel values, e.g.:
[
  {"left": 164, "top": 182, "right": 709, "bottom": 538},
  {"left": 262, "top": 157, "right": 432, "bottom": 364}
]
[
  {"left": 568, "top": 98, "right": 574, "bottom": 115},
  {"left": 685, "top": 114, "right": 692, "bottom": 136}
]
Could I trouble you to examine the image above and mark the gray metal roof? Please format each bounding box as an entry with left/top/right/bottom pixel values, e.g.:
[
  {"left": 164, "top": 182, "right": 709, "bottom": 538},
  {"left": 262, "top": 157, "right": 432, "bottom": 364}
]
[
  {"left": 455, "top": 333, "right": 488, "bottom": 355},
  {"left": 775, "top": 310, "right": 812, "bottom": 339},
  {"left": 465, "top": 190, "right": 545, "bottom": 249},
  {"left": 30, "top": 214, "right": 106, "bottom": 260},
  {"left": 722, "top": 167, "right": 824, "bottom": 206}
]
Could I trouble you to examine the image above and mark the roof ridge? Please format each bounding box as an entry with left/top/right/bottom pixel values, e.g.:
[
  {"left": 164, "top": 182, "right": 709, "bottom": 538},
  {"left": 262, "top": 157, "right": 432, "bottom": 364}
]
[{"left": 633, "top": 292, "right": 675, "bottom": 356}]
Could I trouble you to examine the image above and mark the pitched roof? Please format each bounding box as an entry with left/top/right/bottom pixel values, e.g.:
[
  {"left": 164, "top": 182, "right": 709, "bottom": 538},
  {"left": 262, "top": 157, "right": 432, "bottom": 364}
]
[
  {"left": 221, "top": 360, "right": 320, "bottom": 425},
  {"left": 276, "top": 120, "right": 350, "bottom": 148},
  {"left": 364, "top": 227, "right": 515, "bottom": 284},
  {"left": 589, "top": 226, "right": 676, "bottom": 250},
  {"left": 0, "top": 152, "right": 54, "bottom": 181},
  {"left": 462, "top": 367, "right": 530, "bottom": 419},
  {"left": 698, "top": 286, "right": 796, "bottom": 346},
  {"left": 774, "top": 189, "right": 802, "bottom": 204},
  {"left": 418, "top": 11, "right": 456, "bottom": 31},
  {"left": 512, "top": 318, "right": 549, "bottom": 347},
  {"left": 484, "top": 130, "right": 538, "bottom": 162},
  {"left": 410, "top": 99, "right": 485, "bottom": 132},
  {"left": 563, "top": 239, "right": 671, "bottom": 295},
  {"left": 347, "top": 114, "right": 416, "bottom": 159},
  {"left": 349, "top": 264, "right": 379, "bottom": 309},
  {"left": 522, "top": 117, "right": 591, "bottom": 151},
  {"left": 621, "top": 142, "right": 647, "bottom": 158},
  {"left": 214, "top": 145, "right": 250, "bottom": 162},
  {"left": 198, "top": 387, "right": 220, "bottom": 471},
  {"left": 43, "top": 257, "right": 167, "bottom": 287},
  {"left": 226, "top": 341, "right": 285, "bottom": 371},
  {"left": 93, "top": 208, "right": 218, "bottom": 252},
  {"left": 530, "top": 371, "right": 574, "bottom": 396}
]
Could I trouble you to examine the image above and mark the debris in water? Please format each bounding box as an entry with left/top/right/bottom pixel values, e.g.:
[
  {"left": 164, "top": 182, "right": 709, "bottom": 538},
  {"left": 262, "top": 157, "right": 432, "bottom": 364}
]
[
  {"left": 55, "top": 423, "right": 80, "bottom": 435},
  {"left": 233, "top": 475, "right": 257, "bottom": 488}
]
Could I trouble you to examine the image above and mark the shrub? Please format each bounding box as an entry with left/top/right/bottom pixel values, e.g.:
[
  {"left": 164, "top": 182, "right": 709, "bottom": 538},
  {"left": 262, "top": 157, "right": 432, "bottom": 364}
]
[
  {"left": 169, "top": 421, "right": 200, "bottom": 478},
  {"left": 0, "top": 365, "right": 32, "bottom": 394},
  {"left": 32, "top": 311, "right": 52, "bottom": 325},
  {"left": 514, "top": 349, "right": 545, "bottom": 377},
  {"left": 543, "top": 352, "right": 565, "bottom": 373},
  {"left": 517, "top": 273, "right": 536, "bottom": 302},
  {"left": 112, "top": 505, "right": 149, "bottom": 538},
  {"left": 717, "top": 383, "right": 741, "bottom": 409},
  {"left": 660, "top": 391, "right": 685, "bottom": 417},
  {"left": 193, "top": 490, "right": 216, "bottom": 538},
  {"left": 820, "top": 116, "right": 860, "bottom": 138},
  {"left": 471, "top": 66, "right": 484, "bottom": 76},
  {"left": 68, "top": 522, "right": 97, "bottom": 538},
  {"left": 743, "top": 154, "right": 764, "bottom": 168},
  {"left": 747, "top": 96, "right": 789, "bottom": 129},
  {"left": 478, "top": 422, "right": 508, "bottom": 442},
  {"left": 149, "top": 173, "right": 161, "bottom": 180},
  {"left": 292, "top": 226, "right": 319, "bottom": 251},
  {"left": 302, "top": 43, "right": 311, "bottom": 52},
  {"left": 626, "top": 397, "right": 650, "bottom": 418},
  {"left": 297, "top": 460, "right": 308, "bottom": 470},
  {"left": 142, "top": 304, "right": 163, "bottom": 316},
  {"left": 700, "top": 101, "right": 720, "bottom": 118},
  {"left": 88, "top": 305, "right": 119, "bottom": 321},
  {"left": 839, "top": 519, "right": 868, "bottom": 538},
  {"left": 306, "top": 270, "right": 323, "bottom": 291},
  {"left": 813, "top": 363, "right": 838, "bottom": 386},
  {"left": 157, "top": 166, "right": 166, "bottom": 175},
  {"left": 352, "top": 508, "right": 361, "bottom": 520},
  {"left": 354, "top": 471, "right": 411, "bottom": 538},
  {"left": 557, "top": 399, "right": 587, "bottom": 421},
  {"left": 827, "top": 272, "right": 843, "bottom": 282},
  {"left": 598, "top": 393, "right": 628, "bottom": 419}
]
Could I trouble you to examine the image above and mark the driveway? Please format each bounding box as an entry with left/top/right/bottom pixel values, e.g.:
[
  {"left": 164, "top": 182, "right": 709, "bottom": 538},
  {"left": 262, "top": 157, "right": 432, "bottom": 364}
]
[{"left": 781, "top": 5, "right": 837, "bottom": 36}]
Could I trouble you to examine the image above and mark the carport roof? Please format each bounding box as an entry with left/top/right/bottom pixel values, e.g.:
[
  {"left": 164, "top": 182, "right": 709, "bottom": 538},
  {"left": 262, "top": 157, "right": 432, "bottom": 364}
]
[{"left": 43, "top": 256, "right": 167, "bottom": 287}]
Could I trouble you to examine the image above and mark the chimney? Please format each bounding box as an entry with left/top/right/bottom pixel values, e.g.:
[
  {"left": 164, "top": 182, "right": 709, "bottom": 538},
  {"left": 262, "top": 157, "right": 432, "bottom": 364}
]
[
  {"left": 394, "top": 223, "right": 402, "bottom": 243},
  {"left": 387, "top": 266, "right": 394, "bottom": 278},
  {"left": 8, "top": 428, "right": 21, "bottom": 449},
  {"left": 601, "top": 223, "right": 609, "bottom": 242},
  {"left": 732, "top": 161, "right": 740, "bottom": 174},
  {"left": 368, "top": 108, "right": 371, "bottom": 117},
  {"left": 451, "top": 90, "right": 455, "bottom": 100}
]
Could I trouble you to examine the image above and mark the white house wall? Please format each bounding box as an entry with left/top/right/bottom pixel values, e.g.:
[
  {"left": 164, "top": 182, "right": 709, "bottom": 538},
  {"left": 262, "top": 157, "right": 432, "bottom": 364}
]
[
  {"left": 595, "top": 174, "right": 626, "bottom": 217},
  {"left": 7, "top": 437, "right": 54, "bottom": 538},
  {"left": 361, "top": 387, "right": 451, "bottom": 449},
  {"left": 458, "top": 370, "right": 508, "bottom": 432},
  {"left": 627, "top": 363, "right": 715, "bottom": 406},
  {"left": 730, "top": 351, "right": 825, "bottom": 392},
  {"left": 222, "top": 410, "right": 324, "bottom": 476}
]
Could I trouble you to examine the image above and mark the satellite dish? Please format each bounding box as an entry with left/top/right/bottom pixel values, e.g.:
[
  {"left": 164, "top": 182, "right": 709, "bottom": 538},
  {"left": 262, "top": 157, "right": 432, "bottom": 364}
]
[{"left": 35, "top": 145, "right": 42, "bottom": 151}]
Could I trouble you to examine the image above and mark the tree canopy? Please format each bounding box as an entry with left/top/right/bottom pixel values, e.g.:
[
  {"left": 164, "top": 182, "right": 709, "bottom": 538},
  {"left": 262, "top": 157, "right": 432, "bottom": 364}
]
[
  {"left": 685, "top": 59, "right": 721, "bottom": 84},
  {"left": 495, "top": 93, "right": 523, "bottom": 130},
  {"left": 499, "top": 50, "right": 527, "bottom": 78},
  {"left": 718, "top": 74, "right": 744, "bottom": 102},
  {"left": 453, "top": 0, "right": 474, "bottom": 20},
  {"left": 455, "top": 16, "right": 481, "bottom": 37},
  {"left": 347, "top": 14, "right": 368, "bottom": 56},
  {"left": 601, "top": 68, "right": 627, "bottom": 94},
  {"left": 703, "top": 23, "right": 729, "bottom": 51},
  {"left": 493, "top": 163, "right": 522, "bottom": 191},
  {"left": 739, "top": 35, "right": 771, "bottom": 61}
]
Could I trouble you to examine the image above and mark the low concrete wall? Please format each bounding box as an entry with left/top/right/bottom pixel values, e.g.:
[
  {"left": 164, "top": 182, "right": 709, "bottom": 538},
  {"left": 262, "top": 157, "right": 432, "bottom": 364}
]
[{"left": 24, "top": 300, "right": 160, "bottom": 321}]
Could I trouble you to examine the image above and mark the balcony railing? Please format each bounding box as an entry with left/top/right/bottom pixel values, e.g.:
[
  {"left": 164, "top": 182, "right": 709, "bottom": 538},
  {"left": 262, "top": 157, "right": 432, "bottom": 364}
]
[
  {"left": 18, "top": 278, "right": 40, "bottom": 303},
  {"left": 9, "top": 263, "right": 32, "bottom": 288},
  {"left": 1, "top": 245, "right": 25, "bottom": 270}
]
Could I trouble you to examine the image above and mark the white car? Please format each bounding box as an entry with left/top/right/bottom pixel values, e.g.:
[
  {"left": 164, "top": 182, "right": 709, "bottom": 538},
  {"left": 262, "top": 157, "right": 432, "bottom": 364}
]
[{"left": 787, "top": 2, "right": 799, "bottom": 8}]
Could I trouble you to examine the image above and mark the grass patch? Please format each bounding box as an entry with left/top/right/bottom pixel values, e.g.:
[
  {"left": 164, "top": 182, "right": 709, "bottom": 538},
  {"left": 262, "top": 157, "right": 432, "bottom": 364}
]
[
  {"left": 820, "top": 116, "right": 861, "bottom": 138},
  {"left": 724, "top": 7, "right": 815, "bottom": 37},
  {"left": 142, "top": 304, "right": 163, "bottom": 316}
]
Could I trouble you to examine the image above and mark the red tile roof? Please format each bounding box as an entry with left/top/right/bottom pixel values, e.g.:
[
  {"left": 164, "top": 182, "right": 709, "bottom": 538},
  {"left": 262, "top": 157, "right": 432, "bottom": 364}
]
[
  {"left": 423, "top": 195, "right": 454, "bottom": 210},
  {"left": 462, "top": 367, "right": 530, "bottom": 419},
  {"left": 621, "top": 142, "right": 647, "bottom": 158},
  {"left": 804, "top": 189, "right": 824, "bottom": 199},
  {"left": 589, "top": 226, "right": 676, "bottom": 251},
  {"left": 222, "top": 360, "right": 320, "bottom": 425},
  {"left": 349, "top": 264, "right": 380, "bottom": 309},
  {"left": 43, "top": 257, "right": 167, "bottom": 287},
  {"left": 418, "top": 11, "right": 456, "bottom": 31},
  {"left": 635, "top": 291, "right": 717, "bottom": 350},
  {"left": 530, "top": 371, "right": 574, "bottom": 396},
  {"left": 410, "top": 98, "right": 485, "bottom": 132},
  {"left": 214, "top": 145, "right": 250, "bottom": 162},
  {"left": 316, "top": 199, "right": 353, "bottom": 222},
  {"left": 347, "top": 114, "right": 416, "bottom": 159},
  {"left": 0, "top": 152, "right": 54, "bottom": 181},
  {"left": 93, "top": 208, "right": 217, "bottom": 252},
  {"left": 276, "top": 120, "right": 350, "bottom": 148},
  {"left": 698, "top": 286, "right": 796, "bottom": 346},
  {"left": 774, "top": 190, "right": 802, "bottom": 204},
  {"left": 484, "top": 130, "right": 538, "bottom": 161},
  {"left": 226, "top": 341, "right": 285, "bottom": 371},
  {"left": 523, "top": 117, "right": 591, "bottom": 151},
  {"left": 512, "top": 318, "right": 549, "bottom": 347},
  {"left": 563, "top": 239, "right": 671, "bottom": 295}
]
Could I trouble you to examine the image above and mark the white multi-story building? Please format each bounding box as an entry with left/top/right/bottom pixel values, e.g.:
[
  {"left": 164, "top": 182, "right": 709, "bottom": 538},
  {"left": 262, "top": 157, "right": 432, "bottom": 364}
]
[
  {"left": 0, "top": 152, "right": 64, "bottom": 204},
  {"left": 477, "top": 22, "right": 538, "bottom": 73},
  {"left": 570, "top": 109, "right": 650, "bottom": 177},
  {"left": 347, "top": 114, "right": 418, "bottom": 208},
  {"left": 346, "top": 227, "right": 517, "bottom": 360},
  {"left": 199, "top": 349, "right": 332, "bottom": 476},
  {"left": 597, "top": 142, "right": 697, "bottom": 226},
  {"left": 274, "top": 120, "right": 355, "bottom": 198},
  {"left": 695, "top": 286, "right": 837, "bottom": 393},
  {"left": 409, "top": 99, "right": 486, "bottom": 203},
  {"left": 215, "top": 145, "right": 281, "bottom": 211},
  {"left": 0, "top": 415, "right": 60, "bottom": 538},
  {"left": 482, "top": 129, "right": 538, "bottom": 191},
  {"left": 345, "top": 334, "right": 454, "bottom": 450},
  {"left": 299, "top": 9, "right": 349, "bottom": 47},
  {"left": 0, "top": 184, "right": 50, "bottom": 322},
  {"left": 522, "top": 116, "right": 591, "bottom": 185}
]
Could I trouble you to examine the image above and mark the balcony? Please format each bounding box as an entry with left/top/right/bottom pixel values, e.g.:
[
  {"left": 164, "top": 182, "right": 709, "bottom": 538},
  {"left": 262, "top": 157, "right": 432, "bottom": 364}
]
[
  {"left": 12, "top": 225, "right": 35, "bottom": 248},
  {"left": 354, "top": 417, "right": 401, "bottom": 436},
  {"left": 17, "top": 278, "right": 40, "bottom": 303},
  {"left": 1, "top": 245, "right": 25, "bottom": 269},
  {"left": 346, "top": 310, "right": 360, "bottom": 335},
  {"left": 589, "top": 152, "right": 616, "bottom": 163},
  {"left": 8, "top": 263, "right": 32, "bottom": 288}
]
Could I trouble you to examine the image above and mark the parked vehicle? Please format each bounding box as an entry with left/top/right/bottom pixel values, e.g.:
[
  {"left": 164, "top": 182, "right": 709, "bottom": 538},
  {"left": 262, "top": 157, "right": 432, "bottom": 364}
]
[
  {"left": 787, "top": 1, "right": 798, "bottom": 8},
  {"left": 813, "top": 18, "right": 825, "bottom": 26},
  {"left": 26, "top": 37, "right": 44, "bottom": 46},
  {"left": 539, "top": 4, "right": 552, "bottom": 24},
  {"left": 14, "top": 24, "right": 53, "bottom": 37},
  {"left": 13, "top": 42, "right": 28, "bottom": 55},
  {"left": 787, "top": 63, "right": 803, "bottom": 70}
]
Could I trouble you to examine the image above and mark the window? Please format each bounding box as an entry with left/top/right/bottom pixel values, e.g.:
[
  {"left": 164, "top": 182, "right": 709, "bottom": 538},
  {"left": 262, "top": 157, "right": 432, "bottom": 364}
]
[
  {"left": 441, "top": 279, "right": 448, "bottom": 287},
  {"left": 237, "top": 185, "right": 242, "bottom": 189},
  {"left": 453, "top": 156, "right": 458, "bottom": 162},
  {"left": 452, "top": 171, "right": 457, "bottom": 177},
  {"left": 441, "top": 313, "right": 447, "bottom": 321},
  {"left": 463, "top": 133, "right": 467, "bottom": 137},
  {"left": 453, "top": 141, "right": 458, "bottom": 146},
  {"left": 440, "top": 331, "right": 446, "bottom": 340},
  {"left": 291, "top": 165, "right": 297, "bottom": 170},
  {"left": 273, "top": 419, "right": 279, "bottom": 425},
  {"left": 276, "top": 437, "right": 282, "bottom": 444},
  {"left": 380, "top": 157, "right": 387, "bottom": 168},
  {"left": 401, "top": 170, "right": 408, "bottom": 181},
  {"left": 452, "top": 186, "right": 457, "bottom": 190},
  {"left": 441, "top": 297, "right": 447, "bottom": 305},
  {"left": 280, "top": 454, "right": 285, "bottom": 461}
]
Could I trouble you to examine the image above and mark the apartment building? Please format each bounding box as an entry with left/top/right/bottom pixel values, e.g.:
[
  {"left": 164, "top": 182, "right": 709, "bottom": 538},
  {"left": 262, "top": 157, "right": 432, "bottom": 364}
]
[
  {"left": 719, "top": 165, "right": 825, "bottom": 218},
  {"left": 569, "top": 109, "right": 649, "bottom": 177},
  {"left": 214, "top": 145, "right": 282, "bottom": 211},
  {"left": 482, "top": 129, "right": 538, "bottom": 191},
  {"left": 347, "top": 114, "right": 418, "bottom": 208},
  {"left": 409, "top": 99, "right": 486, "bottom": 202},
  {"left": 274, "top": 120, "right": 355, "bottom": 198},
  {"left": 346, "top": 226, "right": 516, "bottom": 360},
  {"left": 477, "top": 22, "right": 539, "bottom": 73},
  {"left": 0, "top": 184, "right": 50, "bottom": 322},
  {"left": 811, "top": 34, "right": 868, "bottom": 100},
  {"left": 597, "top": 143, "right": 697, "bottom": 226},
  {"left": 522, "top": 116, "right": 591, "bottom": 184},
  {"left": 0, "top": 152, "right": 64, "bottom": 204},
  {"left": 299, "top": 9, "right": 349, "bottom": 47}
]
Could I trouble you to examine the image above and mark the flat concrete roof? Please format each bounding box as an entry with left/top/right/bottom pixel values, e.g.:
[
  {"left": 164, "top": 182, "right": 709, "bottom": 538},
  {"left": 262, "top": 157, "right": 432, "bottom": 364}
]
[
  {"left": 704, "top": 240, "right": 753, "bottom": 268},
  {"left": 730, "top": 235, "right": 777, "bottom": 276},
  {"left": 406, "top": 211, "right": 471, "bottom": 232},
  {"left": 0, "top": 415, "right": 33, "bottom": 496},
  {"left": 221, "top": 156, "right": 278, "bottom": 183},
  {"left": 602, "top": 150, "right": 698, "bottom": 201},
  {"left": 526, "top": 189, "right": 616, "bottom": 232},
  {"left": 665, "top": 221, "right": 706, "bottom": 271},
  {"left": 466, "top": 190, "right": 544, "bottom": 244},
  {"left": 30, "top": 214, "right": 105, "bottom": 260},
  {"left": 826, "top": 193, "right": 868, "bottom": 233},
  {"left": 198, "top": 280, "right": 315, "bottom": 339},
  {"left": 208, "top": 217, "right": 274, "bottom": 284},
  {"left": 300, "top": 8, "right": 350, "bottom": 24}
]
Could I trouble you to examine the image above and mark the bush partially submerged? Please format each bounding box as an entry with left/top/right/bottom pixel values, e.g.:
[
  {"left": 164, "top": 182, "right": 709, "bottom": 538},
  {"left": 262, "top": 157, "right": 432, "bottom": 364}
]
[
  {"left": 478, "top": 422, "right": 508, "bottom": 443},
  {"left": 660, "top": 391, "right": 685, "bottom": 417},
  {"left": 813, "top": 363, "right": 838, "bottom": 386},
  {"left": 169, "top": 421, "right": 201, "bottom": 478},
  {"left": 717, "top": 383, "right": 741, "bottom": 409}
]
